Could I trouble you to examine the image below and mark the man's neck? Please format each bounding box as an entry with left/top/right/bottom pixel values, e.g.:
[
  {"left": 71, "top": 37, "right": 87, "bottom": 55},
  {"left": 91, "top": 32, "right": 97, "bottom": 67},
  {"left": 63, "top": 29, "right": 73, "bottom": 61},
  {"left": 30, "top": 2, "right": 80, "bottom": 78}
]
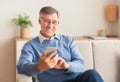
[
  {"left": 40, "top": 31, "right": 55, "bottom": 39},
  {"left": 39, "top": 31, "right": 56, "bottom": 43}
]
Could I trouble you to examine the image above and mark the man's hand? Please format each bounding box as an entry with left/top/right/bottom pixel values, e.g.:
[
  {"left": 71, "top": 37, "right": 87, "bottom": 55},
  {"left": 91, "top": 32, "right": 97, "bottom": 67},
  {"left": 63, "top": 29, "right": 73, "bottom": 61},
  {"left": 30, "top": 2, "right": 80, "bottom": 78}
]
[
  {"left": 54, "top": 57, "right": 69, "bottom": 70},
  {"left": 37, "top": 51, "right": 59, "bottom": 72}
]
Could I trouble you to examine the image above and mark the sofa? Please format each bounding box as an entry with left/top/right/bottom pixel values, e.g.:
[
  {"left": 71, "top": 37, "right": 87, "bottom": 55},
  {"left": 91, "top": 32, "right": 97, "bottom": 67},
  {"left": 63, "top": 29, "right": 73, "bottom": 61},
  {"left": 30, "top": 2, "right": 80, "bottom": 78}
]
[{"left": 16, "top": 38, "right": 120, "bottom": 82}]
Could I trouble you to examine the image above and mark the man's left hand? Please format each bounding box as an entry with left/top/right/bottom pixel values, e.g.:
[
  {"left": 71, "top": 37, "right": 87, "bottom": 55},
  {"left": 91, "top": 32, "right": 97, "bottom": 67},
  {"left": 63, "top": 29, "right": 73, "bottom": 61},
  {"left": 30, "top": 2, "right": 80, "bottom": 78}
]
[{"left": 54, "top": 57, "right": 69, "bottom": 70}]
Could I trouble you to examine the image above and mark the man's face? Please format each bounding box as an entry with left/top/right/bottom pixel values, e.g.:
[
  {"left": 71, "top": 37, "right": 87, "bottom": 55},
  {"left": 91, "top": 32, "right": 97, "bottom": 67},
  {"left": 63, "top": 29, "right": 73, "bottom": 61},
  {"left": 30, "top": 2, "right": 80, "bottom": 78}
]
[{"left": 39, "top": 13, "right": 59, "bottom": 38}]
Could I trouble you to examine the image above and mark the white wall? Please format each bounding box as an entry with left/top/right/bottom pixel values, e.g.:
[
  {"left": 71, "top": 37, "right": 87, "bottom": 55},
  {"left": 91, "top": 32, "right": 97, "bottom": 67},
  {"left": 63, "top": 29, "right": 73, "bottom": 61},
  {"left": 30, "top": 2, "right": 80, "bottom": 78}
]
[{"left": 0, "top": 0, "right": 118, "bottom": 82}]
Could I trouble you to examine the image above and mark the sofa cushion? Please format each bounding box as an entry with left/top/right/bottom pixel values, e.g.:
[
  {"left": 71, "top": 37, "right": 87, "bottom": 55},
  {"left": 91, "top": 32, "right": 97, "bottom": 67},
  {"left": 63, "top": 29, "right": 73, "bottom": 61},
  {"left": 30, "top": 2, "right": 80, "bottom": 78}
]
[
  {"left": 92, "top": 40, "right": 120, "bottom": 82},
  {"left": 75, "top": 40, "right": 93, "bottom": 70},
  {"left": 16, "top": 73, "right": 32, "bottom": 82}
]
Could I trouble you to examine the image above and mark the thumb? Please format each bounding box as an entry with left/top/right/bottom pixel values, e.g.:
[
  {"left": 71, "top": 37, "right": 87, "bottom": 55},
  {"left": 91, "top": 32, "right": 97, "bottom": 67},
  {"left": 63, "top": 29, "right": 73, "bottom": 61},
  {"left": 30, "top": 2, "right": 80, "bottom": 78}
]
[{"left": 41, "top": 51, "right": 46, "bottom": 59}]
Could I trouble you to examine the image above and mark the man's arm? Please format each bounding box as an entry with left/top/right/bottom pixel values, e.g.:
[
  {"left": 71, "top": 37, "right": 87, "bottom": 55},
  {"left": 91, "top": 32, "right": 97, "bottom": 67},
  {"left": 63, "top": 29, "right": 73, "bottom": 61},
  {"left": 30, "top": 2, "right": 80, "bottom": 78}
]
[
  {"left": 65, "top": 38, "right": 85, "bottom": 73},
  {"left": 17, "top": 44, "right": 40, "bottom": 76}
]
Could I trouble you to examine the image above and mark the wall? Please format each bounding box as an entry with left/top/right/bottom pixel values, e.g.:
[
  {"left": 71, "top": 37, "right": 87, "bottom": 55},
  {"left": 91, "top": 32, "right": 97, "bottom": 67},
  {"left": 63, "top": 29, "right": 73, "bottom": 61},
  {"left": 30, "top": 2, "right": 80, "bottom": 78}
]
[
  {"left": 0, "top": 0, "right": 118, "bottom": 82},
  {"left": 118, "top": 0, "right": 120, "bottom": 37}
]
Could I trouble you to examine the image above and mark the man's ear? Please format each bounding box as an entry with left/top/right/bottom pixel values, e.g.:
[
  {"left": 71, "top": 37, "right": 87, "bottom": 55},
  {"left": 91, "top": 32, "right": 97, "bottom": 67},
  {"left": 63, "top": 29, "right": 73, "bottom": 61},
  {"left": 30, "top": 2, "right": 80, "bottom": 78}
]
[{"left": 38, "top": 19, "right": 41, "bottom": 24}]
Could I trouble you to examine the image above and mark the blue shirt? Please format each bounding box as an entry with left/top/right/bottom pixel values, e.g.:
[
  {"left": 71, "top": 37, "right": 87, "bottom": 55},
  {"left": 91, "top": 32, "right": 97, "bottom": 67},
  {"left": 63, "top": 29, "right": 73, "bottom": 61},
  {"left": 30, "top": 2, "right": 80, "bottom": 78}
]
[{"left": 17, "top": 34, "right": 85, "bottom": 82}]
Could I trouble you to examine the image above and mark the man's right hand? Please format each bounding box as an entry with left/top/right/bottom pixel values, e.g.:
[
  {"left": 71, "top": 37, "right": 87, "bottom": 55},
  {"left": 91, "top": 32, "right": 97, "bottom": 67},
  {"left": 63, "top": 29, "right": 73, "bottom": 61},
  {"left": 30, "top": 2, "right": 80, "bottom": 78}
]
[{"left": 37, "top": 51, "right": 59, "bottom": 72}]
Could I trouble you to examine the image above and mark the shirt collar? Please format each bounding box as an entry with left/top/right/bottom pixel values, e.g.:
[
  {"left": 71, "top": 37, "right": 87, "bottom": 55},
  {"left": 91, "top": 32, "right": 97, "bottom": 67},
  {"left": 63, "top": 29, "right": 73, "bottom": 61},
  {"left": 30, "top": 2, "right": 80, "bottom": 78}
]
[{"left": 38, "top": 33, "right": 59, "bottom": 43}]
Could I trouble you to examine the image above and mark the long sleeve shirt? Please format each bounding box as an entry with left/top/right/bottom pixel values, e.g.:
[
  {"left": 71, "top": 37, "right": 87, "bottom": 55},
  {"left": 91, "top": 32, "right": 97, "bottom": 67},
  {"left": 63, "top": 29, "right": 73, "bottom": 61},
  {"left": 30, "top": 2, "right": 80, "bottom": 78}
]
[{"left": 17, "top": 34, "right": 85, "bottom": 82}]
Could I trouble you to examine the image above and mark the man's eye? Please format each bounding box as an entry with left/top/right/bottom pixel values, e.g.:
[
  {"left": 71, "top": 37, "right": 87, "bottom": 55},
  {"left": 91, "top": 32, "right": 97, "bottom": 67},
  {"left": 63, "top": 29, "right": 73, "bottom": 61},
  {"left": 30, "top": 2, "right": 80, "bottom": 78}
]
[{"left": 53, "top": 21, "right": 57, "bottom": 24}]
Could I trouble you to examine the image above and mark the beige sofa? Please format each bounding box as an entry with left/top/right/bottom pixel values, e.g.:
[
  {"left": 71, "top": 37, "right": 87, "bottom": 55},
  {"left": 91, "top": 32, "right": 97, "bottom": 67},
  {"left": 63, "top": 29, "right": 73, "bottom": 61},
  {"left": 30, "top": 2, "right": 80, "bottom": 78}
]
[{"left": 16, "top": 39, "right": 120, "bottom": 82}]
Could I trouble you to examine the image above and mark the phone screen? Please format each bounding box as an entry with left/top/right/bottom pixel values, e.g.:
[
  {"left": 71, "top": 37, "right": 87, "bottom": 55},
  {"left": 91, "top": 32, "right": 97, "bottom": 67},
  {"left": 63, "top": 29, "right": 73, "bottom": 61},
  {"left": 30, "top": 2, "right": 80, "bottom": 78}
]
[{"left": 46, "top": 47, "right": 57, "bottom": 57}]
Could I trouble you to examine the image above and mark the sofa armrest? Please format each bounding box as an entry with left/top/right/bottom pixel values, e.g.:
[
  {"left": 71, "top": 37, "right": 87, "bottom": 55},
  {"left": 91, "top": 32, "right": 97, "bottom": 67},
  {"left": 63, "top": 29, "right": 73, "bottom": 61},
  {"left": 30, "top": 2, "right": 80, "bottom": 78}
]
[{"left": 16, "top": 73, "right": 32, "bottom": 82}]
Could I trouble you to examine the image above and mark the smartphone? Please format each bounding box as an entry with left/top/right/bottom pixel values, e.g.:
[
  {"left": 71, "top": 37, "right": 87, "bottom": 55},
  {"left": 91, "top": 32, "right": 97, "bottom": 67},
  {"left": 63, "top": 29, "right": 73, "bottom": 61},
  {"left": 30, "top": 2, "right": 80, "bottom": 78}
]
[{"left": 46, "top": 47, "right": 57, "bottom": 57}]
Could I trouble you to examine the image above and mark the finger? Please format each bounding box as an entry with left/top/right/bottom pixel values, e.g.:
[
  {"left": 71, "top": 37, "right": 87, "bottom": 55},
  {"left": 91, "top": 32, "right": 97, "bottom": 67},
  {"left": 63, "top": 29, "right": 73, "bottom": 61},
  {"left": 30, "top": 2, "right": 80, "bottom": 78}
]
[
  {"left": 41, "top": 51, "right": 46, "bottom": 59},
  {"left": 57, "top": 60, "right": 63, "bottom": 66},
  {"left": 50, "top": 55, "right": 60, "bottom": 64},
  {"left": 51, "top": 54, "right": 58, "bottom": 59},
  {"left": 51, "top": 54, "right": 59, "bottom": 60},
  {"left": 47, "top": 50, "right": 57, "bottom": 59}
]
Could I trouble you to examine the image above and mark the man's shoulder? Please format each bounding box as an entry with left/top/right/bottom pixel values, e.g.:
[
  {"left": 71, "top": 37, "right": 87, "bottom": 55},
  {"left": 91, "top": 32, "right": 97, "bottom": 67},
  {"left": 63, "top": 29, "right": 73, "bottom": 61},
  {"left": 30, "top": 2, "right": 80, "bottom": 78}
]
[
  {"left": 24, "top": 37, "right": 39, "bottom": 46},
  {"left": 57, "top": 34, "right": 74, "bottom": 42}
]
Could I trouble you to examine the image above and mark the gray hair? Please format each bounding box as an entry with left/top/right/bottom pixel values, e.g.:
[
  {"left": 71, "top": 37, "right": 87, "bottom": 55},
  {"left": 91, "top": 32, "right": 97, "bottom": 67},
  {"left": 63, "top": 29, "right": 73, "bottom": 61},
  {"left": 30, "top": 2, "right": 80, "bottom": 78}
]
[{"left": 39, "top": 6, "right": 59, "bottom": 18}]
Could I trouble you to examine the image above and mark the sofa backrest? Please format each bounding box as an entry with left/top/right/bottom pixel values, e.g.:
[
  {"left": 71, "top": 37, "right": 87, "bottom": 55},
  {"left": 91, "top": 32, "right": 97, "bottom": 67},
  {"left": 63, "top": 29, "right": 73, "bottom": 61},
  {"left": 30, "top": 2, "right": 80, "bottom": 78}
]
[
  {"left": 92, "top": 40, "right": 120, "bottom": 82},
  {"left": 75, "top": 40, "right": 94, "bottom": 70}
]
